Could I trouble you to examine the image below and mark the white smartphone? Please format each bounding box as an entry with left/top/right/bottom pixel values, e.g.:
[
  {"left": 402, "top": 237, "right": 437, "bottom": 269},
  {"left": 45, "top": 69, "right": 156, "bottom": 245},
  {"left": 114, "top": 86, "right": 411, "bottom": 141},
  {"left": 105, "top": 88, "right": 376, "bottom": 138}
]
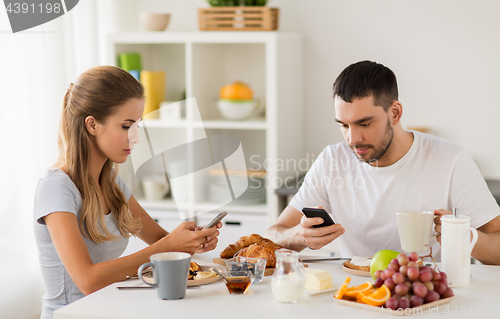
[{"left": 202, "top": 212, "right": 227, "bottom": 230}]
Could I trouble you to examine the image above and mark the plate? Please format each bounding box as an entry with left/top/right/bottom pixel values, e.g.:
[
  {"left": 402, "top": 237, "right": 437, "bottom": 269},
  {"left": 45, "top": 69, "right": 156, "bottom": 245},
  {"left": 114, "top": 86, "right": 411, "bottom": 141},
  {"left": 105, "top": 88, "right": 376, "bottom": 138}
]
[
  {"left": 342, "top": 261, "right": 372, "bottom": 277},
  {"left": 141, "top": 265, "right": 222, "bottom": 286},
  {"left": 334, "top": 296, "right": 455, "bottom": 316}
]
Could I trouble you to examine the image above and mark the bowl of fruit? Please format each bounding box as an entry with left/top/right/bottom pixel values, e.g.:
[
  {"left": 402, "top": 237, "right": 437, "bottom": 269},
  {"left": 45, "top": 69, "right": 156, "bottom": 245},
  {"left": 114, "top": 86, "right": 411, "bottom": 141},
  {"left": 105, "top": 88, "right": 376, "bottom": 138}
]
[
  {"left": 218, "top": 81, "right": 260, "bottom": 120},
  {"left": 334, "top": 251, "right": 455, "bottom": 314}
]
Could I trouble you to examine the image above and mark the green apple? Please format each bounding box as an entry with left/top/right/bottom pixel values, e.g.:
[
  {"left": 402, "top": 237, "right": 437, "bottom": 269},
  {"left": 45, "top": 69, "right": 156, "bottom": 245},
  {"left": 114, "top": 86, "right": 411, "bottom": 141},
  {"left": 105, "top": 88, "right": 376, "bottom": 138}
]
[{"left": 370, "top": 249, "right": 400, "bottom": 280}]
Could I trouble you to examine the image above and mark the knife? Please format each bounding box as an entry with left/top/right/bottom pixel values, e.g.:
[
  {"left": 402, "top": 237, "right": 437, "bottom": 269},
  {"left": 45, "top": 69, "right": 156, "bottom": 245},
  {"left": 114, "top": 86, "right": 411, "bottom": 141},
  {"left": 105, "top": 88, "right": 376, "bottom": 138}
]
[{"left": 300, "top": 257, "right": 352, "bottom": 262}]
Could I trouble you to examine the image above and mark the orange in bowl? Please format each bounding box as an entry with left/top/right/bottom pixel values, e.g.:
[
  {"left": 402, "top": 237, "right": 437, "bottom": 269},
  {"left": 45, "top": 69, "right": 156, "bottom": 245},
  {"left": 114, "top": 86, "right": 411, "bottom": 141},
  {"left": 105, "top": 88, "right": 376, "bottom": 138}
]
[{"left": 220, "top": 81, "right": 253, "bottom": 101}]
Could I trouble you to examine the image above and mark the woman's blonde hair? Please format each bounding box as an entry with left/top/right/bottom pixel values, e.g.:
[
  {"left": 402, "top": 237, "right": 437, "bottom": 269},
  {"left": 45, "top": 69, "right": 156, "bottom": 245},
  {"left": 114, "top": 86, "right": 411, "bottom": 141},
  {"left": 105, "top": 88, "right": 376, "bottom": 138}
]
[{"left": 55, "top": 65, "right": 144, "bottom": 243}]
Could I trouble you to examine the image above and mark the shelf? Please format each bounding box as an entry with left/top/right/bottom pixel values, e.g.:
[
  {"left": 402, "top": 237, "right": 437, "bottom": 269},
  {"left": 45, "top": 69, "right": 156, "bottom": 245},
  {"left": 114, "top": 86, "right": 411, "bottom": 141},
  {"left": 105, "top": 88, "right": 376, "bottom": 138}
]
[
  {"left": 193, "top": 118, "right": 267, "bottom": 130},
  {"left": 142, "top": 119, "right": 188, "bottom": 128},
  {"left": 193, "top": 202, "right": 268, "bottom": 215},
  {"left": 137, "top": 198, "right": 187, "bottom": 211},
  {"left": 141, "top": 119, "right": 266, "bottom": 130}
]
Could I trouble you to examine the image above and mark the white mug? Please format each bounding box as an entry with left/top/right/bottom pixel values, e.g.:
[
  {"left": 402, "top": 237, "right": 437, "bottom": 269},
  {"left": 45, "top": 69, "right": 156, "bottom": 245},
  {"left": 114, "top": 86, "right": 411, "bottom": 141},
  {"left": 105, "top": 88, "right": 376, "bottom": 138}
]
[
  {"left": 142, "top": 175, "right": 170, "bottom": 201},
  {"left": 396, "top": 210, "right": 437, "bottom": 253},
  {"left": 441, "top": 215, "right": 478, "bottom": 287}
]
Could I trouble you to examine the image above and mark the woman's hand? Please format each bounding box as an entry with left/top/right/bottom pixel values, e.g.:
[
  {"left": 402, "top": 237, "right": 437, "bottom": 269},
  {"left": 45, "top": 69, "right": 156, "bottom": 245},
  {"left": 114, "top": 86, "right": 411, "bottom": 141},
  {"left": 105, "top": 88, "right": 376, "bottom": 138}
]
[
  {"left": 195, "top": 222, "right": 223, "bottom": 253},
  {"left": 158, "top": 221, "right": 221, "bottom": 255}
]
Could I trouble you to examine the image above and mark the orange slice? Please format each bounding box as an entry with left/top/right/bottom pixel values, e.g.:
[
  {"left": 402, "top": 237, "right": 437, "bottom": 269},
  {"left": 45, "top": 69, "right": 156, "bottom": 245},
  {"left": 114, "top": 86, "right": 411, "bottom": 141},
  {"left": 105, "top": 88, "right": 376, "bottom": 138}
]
[
  {"left": 355, "top": 288, "right": 377, "bottom": 301},
  {"left": 344, "top": 281, "right": 373, "bottom": 298},
  {"left": 334, "top": 276, "right": 351, "bottom": 299},
  {"left": 360, "top": 284, "right": 391, "bottom": 306}
]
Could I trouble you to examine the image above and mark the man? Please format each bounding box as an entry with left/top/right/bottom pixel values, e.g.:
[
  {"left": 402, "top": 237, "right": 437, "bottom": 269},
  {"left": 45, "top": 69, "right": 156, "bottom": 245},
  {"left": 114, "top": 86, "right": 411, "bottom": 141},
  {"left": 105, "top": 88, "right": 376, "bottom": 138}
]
[{"left": 264, "top": 60, "right": 500, "bottom": 264}]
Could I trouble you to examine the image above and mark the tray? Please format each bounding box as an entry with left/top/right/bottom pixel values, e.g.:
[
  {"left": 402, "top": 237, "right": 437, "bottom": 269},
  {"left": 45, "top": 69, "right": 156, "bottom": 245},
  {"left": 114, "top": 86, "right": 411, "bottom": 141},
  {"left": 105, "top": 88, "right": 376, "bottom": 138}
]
[{"left": 334, "top": 296, "right": 455, "bottom": 316}]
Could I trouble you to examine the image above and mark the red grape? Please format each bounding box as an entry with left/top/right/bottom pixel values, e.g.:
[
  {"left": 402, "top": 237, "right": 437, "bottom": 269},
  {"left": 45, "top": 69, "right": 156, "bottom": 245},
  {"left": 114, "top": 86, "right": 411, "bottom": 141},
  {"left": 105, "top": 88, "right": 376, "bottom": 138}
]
[
  {"left": 440, "top": 272, "right": 448, "bottom": 281},
  {"left": 397, "top": 253, "right": 409, "bottom": 266},
  {"left": 374, "top": 270, "right": 382, "bottom": 279},
  {"left": 399, "top": 265, "right": 409, "bottom": 276},
  {"left": 407, "top": 267, "right": 419, "bottom": 280},
  {"left": 395, "top": 283, "right": 409, "bottom": 296},
  {"left": 385, "top": 297, "right": 399, "bottom": 310},
  {"left": 420, "top": 266, "right": 429, "bottom": 272},
  {"left": 404, "top": 281, "right": 412, "bottom": 290},
  {"left": 393, "top": 272, "right": 405, "bottom": 285},
  {"left": 432, "top": 272, "right": 441, "bottom": 282},
  {"left": 388, "top": 260, "right": 400, "bottom": 272},
  {"left": 384, "top": 269, "right": 396, "bottom": 278},
  {"left": 423, "top": 281, "right": 434, "bottom": 291},
  {"left": 410, "top": 295, "right": 424, "bottom": 307},
  {"left": 419, "top": 270, "right": 433, "bottom": 282},
  {"left": 412, "top": 282, "right": 428, "bottom": 298},
  {"left": 425, "top": 290, "right": 440, "bottom": 303},
  {"left": 385, "top": 278, "right": 396, "bottom": 290},
  {"left": 439, "top": 278, "right": 448, "bottom": 286},
  {"left": 399, "top": 297, "right": 410, "bottom": 309},
  {"left": 407, "top": 261, "right": 418, "bottom": 268},
  {"left": 380, "top": 272, "right": 387, "bottom": 281},
  {"left": 409, "top": 252, "right": 419, "bottom": 262},
  {"left": 434, "top": 282, "right": 447, "bottom": 295},
  {"left": 374, "top": 278, "right": 385, "bottom": 288},
  {"left": 442, "top": 287, "right": 454, "bottom": 299}
]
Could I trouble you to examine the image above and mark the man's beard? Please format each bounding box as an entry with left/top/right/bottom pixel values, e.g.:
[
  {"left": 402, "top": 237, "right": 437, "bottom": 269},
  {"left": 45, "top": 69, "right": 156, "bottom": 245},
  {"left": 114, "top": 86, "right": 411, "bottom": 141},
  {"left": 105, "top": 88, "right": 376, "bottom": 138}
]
[{"left": 350, "top": 120, "right": 394, "bottom": 164}]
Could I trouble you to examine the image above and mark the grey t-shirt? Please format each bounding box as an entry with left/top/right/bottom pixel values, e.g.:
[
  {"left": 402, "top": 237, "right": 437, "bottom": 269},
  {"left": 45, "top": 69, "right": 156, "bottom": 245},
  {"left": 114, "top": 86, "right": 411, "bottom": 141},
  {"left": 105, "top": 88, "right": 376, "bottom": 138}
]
[{"left": 34, "top": 169, "right": 131, "bottom": 319}]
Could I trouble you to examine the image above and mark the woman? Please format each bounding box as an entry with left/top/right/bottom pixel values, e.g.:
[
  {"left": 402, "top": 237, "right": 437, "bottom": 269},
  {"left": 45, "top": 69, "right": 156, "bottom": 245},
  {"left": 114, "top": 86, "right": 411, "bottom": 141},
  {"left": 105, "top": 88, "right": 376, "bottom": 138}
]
[{"left": 34, "top": 66, "right": 221, "bottom": 319}]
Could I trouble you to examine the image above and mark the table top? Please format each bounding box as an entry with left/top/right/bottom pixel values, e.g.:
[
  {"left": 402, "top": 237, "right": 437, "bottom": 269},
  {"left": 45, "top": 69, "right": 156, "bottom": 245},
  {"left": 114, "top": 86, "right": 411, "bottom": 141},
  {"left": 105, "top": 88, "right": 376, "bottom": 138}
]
[{"left": 54, "top": 252, "right": 500, "bottom": 319}]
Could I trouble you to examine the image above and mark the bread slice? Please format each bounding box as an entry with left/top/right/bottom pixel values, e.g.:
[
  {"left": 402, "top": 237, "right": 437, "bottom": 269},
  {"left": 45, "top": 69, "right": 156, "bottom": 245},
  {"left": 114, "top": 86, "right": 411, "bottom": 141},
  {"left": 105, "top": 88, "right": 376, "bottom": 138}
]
[{"left": 344, "top": 256, "right": 371, "bottom": 272}]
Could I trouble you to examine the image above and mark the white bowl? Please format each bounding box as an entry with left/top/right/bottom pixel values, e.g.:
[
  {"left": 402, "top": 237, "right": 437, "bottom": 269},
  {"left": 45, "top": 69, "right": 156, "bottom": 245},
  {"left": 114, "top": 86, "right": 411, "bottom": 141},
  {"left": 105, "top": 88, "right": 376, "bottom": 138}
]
[
  {"left": 139, "top": 13, "right": 171, "bottom": 31},
  {"left": 218, "top": 100, "right": 256, "bottom": 120}
]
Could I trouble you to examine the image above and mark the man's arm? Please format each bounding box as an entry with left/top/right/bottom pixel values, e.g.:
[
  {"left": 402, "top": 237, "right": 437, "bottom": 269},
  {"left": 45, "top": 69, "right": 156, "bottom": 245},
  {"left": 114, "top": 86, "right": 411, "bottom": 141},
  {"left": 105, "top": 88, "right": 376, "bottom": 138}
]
[
  {"left": 472, "top": 215, "right": 500, "bottom": 265},
  {"left": 434, "top": 210, "right": 500, "bottom": 265},
  {"left": 264, "top": 205, "right": 345, "bottom": 251}
]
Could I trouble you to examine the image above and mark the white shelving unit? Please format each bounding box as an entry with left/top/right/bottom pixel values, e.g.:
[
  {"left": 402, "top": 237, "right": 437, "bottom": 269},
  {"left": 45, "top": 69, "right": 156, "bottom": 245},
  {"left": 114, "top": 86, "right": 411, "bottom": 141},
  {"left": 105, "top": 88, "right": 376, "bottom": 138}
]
[{"left": 108, "top": 31, "right": 303, "bottom": 232}]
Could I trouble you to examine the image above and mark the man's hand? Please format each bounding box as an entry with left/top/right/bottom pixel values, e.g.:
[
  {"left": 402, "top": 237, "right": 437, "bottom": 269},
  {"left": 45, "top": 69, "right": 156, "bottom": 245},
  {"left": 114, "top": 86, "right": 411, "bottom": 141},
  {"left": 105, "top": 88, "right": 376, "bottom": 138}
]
[
  {"left": 433, "top": 209, "right": 453, "bottom": 244},
  {"left": 299, "top": 214, "right": 345, "bottom": 250}
]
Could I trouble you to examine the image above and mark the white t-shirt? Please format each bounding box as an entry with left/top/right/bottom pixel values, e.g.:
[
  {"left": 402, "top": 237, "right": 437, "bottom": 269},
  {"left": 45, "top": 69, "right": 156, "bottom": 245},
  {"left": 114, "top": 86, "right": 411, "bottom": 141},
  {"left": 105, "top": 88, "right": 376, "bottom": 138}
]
[{"left": 289, "top": 131, "right": 500, "bottom": 258}]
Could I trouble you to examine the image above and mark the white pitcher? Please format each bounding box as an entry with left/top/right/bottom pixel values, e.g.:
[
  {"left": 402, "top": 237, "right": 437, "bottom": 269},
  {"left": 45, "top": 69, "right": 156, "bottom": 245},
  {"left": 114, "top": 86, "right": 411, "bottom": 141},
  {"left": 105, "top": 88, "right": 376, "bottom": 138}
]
[{"left": 441, "top": 215, "right": 478, "bottom": 288}]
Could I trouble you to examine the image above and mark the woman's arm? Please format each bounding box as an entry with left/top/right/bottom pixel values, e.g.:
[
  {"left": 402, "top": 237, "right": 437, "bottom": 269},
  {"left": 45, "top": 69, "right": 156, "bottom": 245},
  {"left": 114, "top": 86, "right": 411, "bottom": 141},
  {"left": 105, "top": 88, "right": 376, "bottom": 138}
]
[
  {"left": 127, "top": 194, "right": 168, "bottom": 244},
  {"left": 44, "top": 209, "right": 220, "bottom": 295}
]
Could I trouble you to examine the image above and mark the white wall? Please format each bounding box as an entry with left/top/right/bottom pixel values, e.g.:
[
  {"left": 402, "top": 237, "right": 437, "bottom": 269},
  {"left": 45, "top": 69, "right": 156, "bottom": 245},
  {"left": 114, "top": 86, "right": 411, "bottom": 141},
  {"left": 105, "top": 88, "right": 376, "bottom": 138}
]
[{"left": 138, "top": 0, "right": 500, "bottom": 179}]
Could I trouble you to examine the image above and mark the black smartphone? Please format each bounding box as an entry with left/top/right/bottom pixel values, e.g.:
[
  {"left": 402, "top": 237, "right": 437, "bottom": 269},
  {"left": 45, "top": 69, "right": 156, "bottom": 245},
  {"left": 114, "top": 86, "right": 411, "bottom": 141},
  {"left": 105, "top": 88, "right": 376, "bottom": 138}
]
[
  {"left": 202, "top": 212, "right": 227, "bottom": 230},
  {"left": 302, "top": 207, "right": 335, "bottom": 228}
]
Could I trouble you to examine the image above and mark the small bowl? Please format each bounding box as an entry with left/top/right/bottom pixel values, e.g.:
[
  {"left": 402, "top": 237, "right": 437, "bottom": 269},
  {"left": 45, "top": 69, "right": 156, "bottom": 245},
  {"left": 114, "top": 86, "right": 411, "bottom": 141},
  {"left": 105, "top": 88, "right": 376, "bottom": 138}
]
[
  {"left": 225, "top": 256, "right": 266, "bottom": 284},
  {"left": 139, "top": 13, "right": 171, "bottom": 31},
  {"left": 217, "top": 99, "right": 256, "bottom": 120}
]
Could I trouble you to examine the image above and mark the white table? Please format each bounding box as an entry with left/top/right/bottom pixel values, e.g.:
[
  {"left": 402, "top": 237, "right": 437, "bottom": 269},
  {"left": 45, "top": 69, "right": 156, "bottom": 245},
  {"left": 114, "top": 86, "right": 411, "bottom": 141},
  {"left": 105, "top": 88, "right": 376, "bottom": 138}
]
[{"left": 54, "top": 253, "right": 500, "bottom": 319}]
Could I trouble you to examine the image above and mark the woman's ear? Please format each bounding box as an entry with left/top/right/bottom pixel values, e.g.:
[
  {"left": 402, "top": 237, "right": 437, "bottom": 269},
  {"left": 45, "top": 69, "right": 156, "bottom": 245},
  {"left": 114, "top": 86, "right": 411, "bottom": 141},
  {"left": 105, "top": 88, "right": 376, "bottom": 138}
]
[
  {"left": 85, "top": 116, "right": 98, "bottom": 136},
  {"left": 389, "top": 101, "right": 403, "bottom": 125}
]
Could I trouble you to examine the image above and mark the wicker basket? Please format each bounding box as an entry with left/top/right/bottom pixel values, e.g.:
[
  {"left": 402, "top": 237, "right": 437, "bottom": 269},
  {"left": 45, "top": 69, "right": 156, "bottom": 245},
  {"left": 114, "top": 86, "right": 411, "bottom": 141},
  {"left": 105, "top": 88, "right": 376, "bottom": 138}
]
[{"left": 198, "top": 7, "right": 279, "bottom": 31}]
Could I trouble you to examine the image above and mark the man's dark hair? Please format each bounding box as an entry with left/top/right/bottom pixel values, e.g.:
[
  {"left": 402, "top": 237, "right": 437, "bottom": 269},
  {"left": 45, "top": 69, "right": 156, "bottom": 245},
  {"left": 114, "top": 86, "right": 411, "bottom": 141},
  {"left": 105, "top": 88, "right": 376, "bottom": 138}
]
[{"left": 332, "top": 60, "right": 398, "bottom": 111}]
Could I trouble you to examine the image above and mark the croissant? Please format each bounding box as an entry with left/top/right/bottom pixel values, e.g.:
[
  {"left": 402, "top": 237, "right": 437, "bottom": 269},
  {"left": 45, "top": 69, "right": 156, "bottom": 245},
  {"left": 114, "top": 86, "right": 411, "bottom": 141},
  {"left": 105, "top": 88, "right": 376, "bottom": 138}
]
[
  {"left": 220, "top": 234, "right": 273, "bottom": 258},
  {"left": 235, "top": 242, "right": 283, "bottom": 268}
]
